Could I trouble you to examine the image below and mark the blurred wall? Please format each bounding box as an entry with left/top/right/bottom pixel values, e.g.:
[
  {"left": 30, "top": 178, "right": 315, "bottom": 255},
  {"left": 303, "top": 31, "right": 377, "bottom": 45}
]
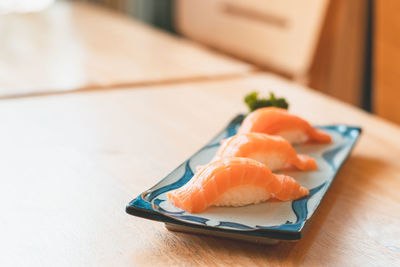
[
  {"left": 82, "top": 0, "right": 175, "bottom": 33},
  {"left": 309, "top": 0, "right": 371, "bottom": 109},
  {"left": 374, "top": 0, "right": 400, "bottom": 124},
  {"left": 80, "top": 0, "right": 373, "bottom": 114}
]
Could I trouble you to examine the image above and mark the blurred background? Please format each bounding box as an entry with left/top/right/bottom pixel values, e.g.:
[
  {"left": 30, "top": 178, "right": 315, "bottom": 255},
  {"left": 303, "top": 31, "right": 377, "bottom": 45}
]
[
  {"left": 79, "top": 0, "right": 373, "bottom": 109},
  {"left": 2, "top": 0, "right": 399, "bottom": 124}
]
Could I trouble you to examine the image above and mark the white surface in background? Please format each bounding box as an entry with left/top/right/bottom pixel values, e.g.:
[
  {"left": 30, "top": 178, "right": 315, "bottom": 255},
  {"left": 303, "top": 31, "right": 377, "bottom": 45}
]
[{"left": 0, "top": 0, "right": 54, "bottom": 14}]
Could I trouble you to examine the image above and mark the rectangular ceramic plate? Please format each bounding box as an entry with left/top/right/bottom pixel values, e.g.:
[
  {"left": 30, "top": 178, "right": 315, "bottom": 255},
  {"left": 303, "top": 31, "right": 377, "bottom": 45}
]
[{"left": 126, "top": 115, "right": 361, "bottom": 243}]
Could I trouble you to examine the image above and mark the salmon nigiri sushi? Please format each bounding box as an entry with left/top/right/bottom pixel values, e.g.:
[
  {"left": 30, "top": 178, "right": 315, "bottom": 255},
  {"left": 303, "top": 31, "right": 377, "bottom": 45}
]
[
  {"left": 167, "top": 157, "right": 309, "bottom": 213},
  {"left": 238, "top": 107, "right": 331, "bottom": 144},
  {"left": 212, "top": 133, "right": 317, "bottom": 171}
]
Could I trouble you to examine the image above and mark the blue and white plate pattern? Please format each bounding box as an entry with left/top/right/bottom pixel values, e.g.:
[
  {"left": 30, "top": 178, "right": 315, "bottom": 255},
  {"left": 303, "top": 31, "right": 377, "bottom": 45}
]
[{"left": 126, "top": 115, "right": 361, "bottom": 240}]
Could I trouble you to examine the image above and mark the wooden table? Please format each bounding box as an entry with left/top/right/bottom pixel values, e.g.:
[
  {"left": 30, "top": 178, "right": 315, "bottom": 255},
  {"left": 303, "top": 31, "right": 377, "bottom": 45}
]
[
  {"left": 0, "top": 1, "right": 252, "bottom": 99},
  {"left": 1, "top": 73, "right": 399, "bottom": 266}
]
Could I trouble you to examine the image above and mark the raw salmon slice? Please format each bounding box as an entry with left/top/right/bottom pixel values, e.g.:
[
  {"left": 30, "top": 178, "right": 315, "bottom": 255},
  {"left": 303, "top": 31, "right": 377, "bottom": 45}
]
[
  {"left": 213, "top": 133, "right": 317, "bottom": 171},
  {"left": 238, "top": 107, "right": 332, "bottom": 144},
  {"left": 167, "top": 157, "right": 309, "bottom": 213}
]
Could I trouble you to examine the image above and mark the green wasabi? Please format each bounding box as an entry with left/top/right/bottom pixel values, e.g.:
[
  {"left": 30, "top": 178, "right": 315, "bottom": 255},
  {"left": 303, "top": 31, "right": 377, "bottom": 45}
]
[{"left": 244, "top": 91, "right": 289, "bottom": 112}]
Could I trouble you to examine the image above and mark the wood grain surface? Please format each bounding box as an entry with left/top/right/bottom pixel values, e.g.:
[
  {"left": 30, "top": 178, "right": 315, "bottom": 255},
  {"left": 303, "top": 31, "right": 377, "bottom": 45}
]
[
  {"left": 0, "top": 1, "right": 252, "bottom": 99},
  {"left": 0, "top": 73, "right": 399, "bottom": 266}
]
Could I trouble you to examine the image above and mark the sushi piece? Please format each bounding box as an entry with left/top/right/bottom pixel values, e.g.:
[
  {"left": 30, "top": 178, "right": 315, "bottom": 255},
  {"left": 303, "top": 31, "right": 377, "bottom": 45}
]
[
  {"left": 238, "top": 107, "right": 331, "bottom": 144},
  {"left": 167, "top": 157, "right": 309, "bottom": 213},
  {"left": 212, "top": 133, "right": 317, "bottom": 171}
]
